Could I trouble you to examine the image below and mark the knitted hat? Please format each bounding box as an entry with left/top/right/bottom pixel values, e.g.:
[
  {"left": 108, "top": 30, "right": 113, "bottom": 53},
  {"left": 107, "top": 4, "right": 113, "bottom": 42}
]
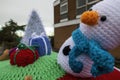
[
  {"left": 29, "top": 32, "right": 52, "bottom": 56},
  {"left": 80, "top": 0, "right": 120, "bottom": 50},
  {"left": 21, "top": 10, "right": 46, "bottom": 45}
]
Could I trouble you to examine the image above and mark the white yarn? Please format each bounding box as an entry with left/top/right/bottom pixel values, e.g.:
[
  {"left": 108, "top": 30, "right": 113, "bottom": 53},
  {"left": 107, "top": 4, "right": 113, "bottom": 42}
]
[
  {"left": 21, "top": 10, "right": 46, "bottom": 45},
  {"left": 57, "top": 37, "right": 93, "bottom": 78},
  {"left": 80, "top": 0, "right": 120, "bottom": 50}
]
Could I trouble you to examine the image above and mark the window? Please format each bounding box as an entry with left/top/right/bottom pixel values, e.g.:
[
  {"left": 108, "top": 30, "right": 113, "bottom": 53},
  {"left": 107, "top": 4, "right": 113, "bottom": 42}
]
[
  {"left": 76, "top": 0, "right": 86, "bottom": 9},
  {"left": 60, "top": 0, "right": 68, "bottom": 15},
  {"left": 87, "top": 0, "right": 102, "bottom": 10},
  {"left": 76, "top": 6, "right": 86, "bottom": 15},
  {"left": 76, "top": 0, "right": 86, "bottom": 15},
  {"left": 60, "top": 0, "right": 68, "bottom": 20},
  {"left": 88, "top": 0, "right": 96, "bottom": 3},
  {"left": 61, "top": 0, "right": 67, "bottom": 4},
  {"left": 76, "top": 0, "right": 102, "bottom": 15}
]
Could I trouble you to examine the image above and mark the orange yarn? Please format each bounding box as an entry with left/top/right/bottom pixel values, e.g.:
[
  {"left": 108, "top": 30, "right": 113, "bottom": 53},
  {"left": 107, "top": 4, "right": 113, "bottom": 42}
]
[
  {"left": 24, "top": 76, "right": 32, "bottom": 80},
  {"left": 81, "top": 11, "right": 99, "bottom": 26}
]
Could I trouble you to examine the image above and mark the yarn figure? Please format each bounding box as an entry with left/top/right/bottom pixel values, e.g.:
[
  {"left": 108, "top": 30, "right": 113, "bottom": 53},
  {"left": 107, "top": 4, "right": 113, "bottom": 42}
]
[
  {"left": 57, "top": 0, "right": 120, "bottom": 78},
  {"left": 10, "top": 43, "right": 39, "bottom": 67}
]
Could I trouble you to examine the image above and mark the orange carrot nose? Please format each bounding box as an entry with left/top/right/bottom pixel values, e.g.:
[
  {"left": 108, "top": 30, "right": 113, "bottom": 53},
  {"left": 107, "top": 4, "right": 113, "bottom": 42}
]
[{"left": 81, "top": 11, "right": 99, "bottom": 26}]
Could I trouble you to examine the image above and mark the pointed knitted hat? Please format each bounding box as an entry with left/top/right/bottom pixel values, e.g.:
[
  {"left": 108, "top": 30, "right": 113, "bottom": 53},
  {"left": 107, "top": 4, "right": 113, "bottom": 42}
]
[{"left": 21, "top": 10, "right": 46, "bottom": 45}]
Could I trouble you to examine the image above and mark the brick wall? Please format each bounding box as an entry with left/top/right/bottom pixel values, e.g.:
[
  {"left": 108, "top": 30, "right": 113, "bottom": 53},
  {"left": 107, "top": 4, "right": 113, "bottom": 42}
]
[
  {"left": 54, "top": 4, "right": 60, "bottom": 24},
  {"left": 68, "top": 0, "right": 76, "bottom": 20},
  {"left": 54, "top": 24, "right": 78, "bottom": 50}
]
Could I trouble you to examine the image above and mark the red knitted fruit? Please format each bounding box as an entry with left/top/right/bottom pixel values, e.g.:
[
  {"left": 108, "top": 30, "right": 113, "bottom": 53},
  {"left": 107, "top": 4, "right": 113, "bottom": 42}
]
[{"left": 10, "top": 49, "right": 39, "bottom": 67}]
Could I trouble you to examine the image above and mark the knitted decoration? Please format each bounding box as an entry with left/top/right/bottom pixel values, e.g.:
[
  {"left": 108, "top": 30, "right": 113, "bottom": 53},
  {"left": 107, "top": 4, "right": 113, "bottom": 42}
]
[
  {"left": 10, "top": 43, "right": 39, "bottom": 67},
  {"left": 0, "top": 52, "right": 65, "bottom": 80},
  {"left": 21, "top": 10, "right": 46, "bottom": 45},
  {"left": 29, "top": 33, "right": 52, "bottom": 56},
  {"left": 0, "top": 52, "right": 120, "bottom": 80},
  {"left": 80, "top": 0, "right": 120, "bottom": 50},
  {"left": 58, "top": 29, "right": 114, "bottom": 77},
  {"left": 58, "top": 73, "right": 80, "bottom": 80},
  {"left": 57, "top": 0, "right": 120, "bottom": 78}
]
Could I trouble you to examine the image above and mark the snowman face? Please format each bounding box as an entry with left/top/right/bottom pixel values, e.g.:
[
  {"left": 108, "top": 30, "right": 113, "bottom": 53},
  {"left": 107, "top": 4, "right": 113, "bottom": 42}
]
[
  {"left": 57, "top": 37, "right": 75, "bottom": 75},
  {"left": 57, "top": 37, "right": 93, "bottom": 77},
  {"left": 80, "top": 0, "right": 120, "bottom": 50}
]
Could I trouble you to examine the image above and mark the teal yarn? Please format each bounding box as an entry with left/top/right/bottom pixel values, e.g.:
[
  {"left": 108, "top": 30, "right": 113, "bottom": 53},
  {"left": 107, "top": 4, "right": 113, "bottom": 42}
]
[
  {"left": 69, "top": 29, "right": 114, "bottom": 77},
  {"left": 69, "top": 46, "right": 83, "bottom": 73},
  {"left": 0, "top": 52, "right": 65, "bottom": 80}
]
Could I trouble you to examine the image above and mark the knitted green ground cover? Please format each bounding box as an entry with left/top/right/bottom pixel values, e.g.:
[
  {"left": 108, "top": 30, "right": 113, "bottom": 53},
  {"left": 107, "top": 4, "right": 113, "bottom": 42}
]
[{"left": 0, "top": 52, "right": 65, "bottom": 80}]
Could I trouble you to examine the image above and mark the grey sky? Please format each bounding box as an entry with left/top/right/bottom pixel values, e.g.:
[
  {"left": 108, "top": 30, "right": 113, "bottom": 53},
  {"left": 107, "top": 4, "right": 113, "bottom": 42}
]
[{"left": 0, "top": 0, "right": 55, "bottom": 35}]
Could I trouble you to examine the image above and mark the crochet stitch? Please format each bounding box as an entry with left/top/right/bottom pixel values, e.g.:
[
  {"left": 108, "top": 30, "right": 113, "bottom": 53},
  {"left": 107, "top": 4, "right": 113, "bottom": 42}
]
[
  {"left": 80, "top": 0, "right": 120, "bottom": 50},
  {"left": 21, "top": 10, "right": 46, "bottom": 45},
  {"left": 57, "top": 0, "right": 120, "bottom": 78},
  {"left": 70, "top": 29, "right": 114, "bottom": 76},
  {"left": 10, "top": 43, "right": 39, "bottom": 67},
  {"left": 0, "top": 52, "right": 65, "bottom": 80},
  {"left": 29, "top": 33, "right": 51, "bottom": 56}
]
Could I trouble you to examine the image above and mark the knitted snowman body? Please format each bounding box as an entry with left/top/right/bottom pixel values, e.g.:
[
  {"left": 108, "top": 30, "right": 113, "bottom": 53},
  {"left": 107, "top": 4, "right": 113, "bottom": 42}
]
[{"left": 57, "top": 0, "right": 120, "bottom": 78}]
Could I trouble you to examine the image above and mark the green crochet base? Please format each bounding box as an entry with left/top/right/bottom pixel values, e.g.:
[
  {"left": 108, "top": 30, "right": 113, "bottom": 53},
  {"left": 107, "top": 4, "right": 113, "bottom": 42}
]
[{"left": 0, "top": 52, "right": 65, "bottom": 80}]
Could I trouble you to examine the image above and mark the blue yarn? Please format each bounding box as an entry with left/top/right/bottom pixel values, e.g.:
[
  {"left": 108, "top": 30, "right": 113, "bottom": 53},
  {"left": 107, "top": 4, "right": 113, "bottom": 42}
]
[
  {"left": 43, "top": 36, "right": 52, "bottom": 55},
  {"left": 69, "top": 46, "right": 83, "bottom": 73},
  {"left": 29, "top": 36, "right": 52, "bottom": 56},
  {"left": 72, "top": 29, "right": 89, "bottom": 54},
  {"left": 69, "top": 29, "right": 114, "bottom": 77}
]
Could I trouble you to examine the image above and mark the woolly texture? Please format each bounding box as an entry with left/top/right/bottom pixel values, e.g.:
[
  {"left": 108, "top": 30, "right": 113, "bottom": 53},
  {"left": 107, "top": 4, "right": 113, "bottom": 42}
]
[
  {"left": 9, "top": 47, "right": 17, "bottom": 56},
  {"left": 70, "top": 29, "right": 114, "bottom": 76},
  {"left": 81, "top": 11, "right": 99, "bottom": 26},
  {"left": 10, "top": 43, "right": 39, "bottom": 67},
  {"left": 58, "top": 73, "right": 79, "bottom": 80},
  {"left": 0, "top": 52, "right": 65, "bottom": 80},
  {"left": 29, "top": 33, "right": 51, "bottom": 56},
  {"left": 80, "top": 0, "right": 120, "bottom": 50},
  {"left": 58, "top": 37, "right": 94, "bottom": 78},
  {"left": 21, "top": 10, "right": 46, "bottom": 45},
  {"left": 58, "top": 68, "right": 120, "bottom": 80},
  {"left": 58, "top": 28, "right": 114, "bottom": 78}
]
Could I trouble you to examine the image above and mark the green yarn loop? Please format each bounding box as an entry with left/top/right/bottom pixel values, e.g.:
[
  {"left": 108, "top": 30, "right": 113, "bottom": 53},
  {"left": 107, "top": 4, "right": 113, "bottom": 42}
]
[
  {"left": 0, "top": 52, "right": 65, "bottom": 80},
  {"left": 17, "top": 43, "right": 36, "bottom": 53}
]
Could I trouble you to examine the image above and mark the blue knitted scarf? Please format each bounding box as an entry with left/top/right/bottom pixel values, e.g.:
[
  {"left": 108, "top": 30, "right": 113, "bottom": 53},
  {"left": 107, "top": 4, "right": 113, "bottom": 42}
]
[{"left": 69, "top": 29, "right": 114, "bottom": 77}]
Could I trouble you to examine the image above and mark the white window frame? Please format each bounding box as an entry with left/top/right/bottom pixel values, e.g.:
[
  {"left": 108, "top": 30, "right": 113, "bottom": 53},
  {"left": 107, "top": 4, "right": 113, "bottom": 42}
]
[
  {"left": 76, "top": 0, "right": 87, "bottom": 9},
  {"left": 61, "top": 0, "right": 67, "bottom": 4},
  {"left": 60, "top": 0, "right": 68, "bottom": 15},
  {"left": 87, "top": 0, "right": 100, "bottom": 5}
]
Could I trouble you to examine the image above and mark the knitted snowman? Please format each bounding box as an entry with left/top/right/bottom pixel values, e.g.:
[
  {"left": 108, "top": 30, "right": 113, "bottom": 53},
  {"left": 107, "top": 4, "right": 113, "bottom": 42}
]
[{"left": 57, "top": 0, "right": 120, "bottom": 78}]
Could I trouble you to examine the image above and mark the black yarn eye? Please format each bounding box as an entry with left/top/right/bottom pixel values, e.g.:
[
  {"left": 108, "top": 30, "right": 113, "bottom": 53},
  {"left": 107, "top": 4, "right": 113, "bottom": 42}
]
[
  {"left": 100, "top": 16, "right": 107, "bottom": 22},
  {"left": 63, "top": 45, "right": 71, "bottom": 56}
]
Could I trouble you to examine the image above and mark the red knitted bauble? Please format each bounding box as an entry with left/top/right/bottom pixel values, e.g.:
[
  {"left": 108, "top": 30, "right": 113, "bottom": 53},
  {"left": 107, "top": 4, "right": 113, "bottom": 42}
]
[{"left": 10, "top": 49, "right": 39, "bottom": 67}]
